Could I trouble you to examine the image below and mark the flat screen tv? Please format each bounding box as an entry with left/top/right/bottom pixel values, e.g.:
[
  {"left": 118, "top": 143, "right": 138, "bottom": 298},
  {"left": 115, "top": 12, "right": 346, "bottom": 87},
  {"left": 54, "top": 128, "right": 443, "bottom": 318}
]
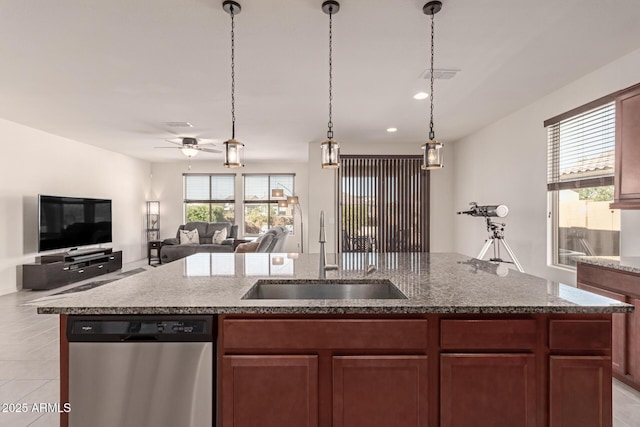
[{"left": 38, "top": 195, "right": 113, "bottom": 252}]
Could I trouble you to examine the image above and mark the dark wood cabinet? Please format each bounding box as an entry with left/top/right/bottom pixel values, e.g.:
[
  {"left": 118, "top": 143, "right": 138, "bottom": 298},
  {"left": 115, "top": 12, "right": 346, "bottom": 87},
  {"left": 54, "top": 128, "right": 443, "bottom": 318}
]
[
  {"left": 440, "top": 354, "right": 537, "bottom": 427},
  {"left": 221, "top": 355, "right": 318, "bottom": 427},
  {"left": 611, "top": 83, "right": 640, "bottom": 209},
  {"left": 577, "top": 261, "right": 640, "bottom": 391},
  {"left": 23, "top": 249, "right": 122, "bottom": 290},
  {"left": 332, "top": 356, "right": 429, "bottom": 427},
  {"left": 218, "top": 314, "right": 613, "bottom": 427},
  {"left": 574, "top": 282, "right": 626, "bottom": 375},
  {"left": 549, "top": 356, "right": 612, "bottom": 427}
]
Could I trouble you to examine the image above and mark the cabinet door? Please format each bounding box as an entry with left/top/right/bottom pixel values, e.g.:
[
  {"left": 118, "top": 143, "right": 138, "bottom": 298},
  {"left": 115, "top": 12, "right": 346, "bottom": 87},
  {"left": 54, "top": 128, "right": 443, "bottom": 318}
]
[
  {"left": 440, "top": 354, "right": 536, "bottom": 427},
  {"left": 627, "top": 298, "right": 640, "bottom": 381},
  {"left": 614, "top": 84, "right": 640, "bottom": 206},
  {"left": 549, "top": 356, "right": 612, "bottom": 427},
  {"left": 577, "top": 283, "right": 626, "bottom": 375},
  {"left": 221, "top": 355, "right": 318, "bottom": 427},
  {"left": 332, "top": 356, "right": 429, "bottom": 427}
]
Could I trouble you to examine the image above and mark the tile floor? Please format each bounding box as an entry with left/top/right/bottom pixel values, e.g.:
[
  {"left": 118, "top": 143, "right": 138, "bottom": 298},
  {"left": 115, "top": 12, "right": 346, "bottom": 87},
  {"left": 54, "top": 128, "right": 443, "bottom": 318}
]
[{"left": 0, "top": 260, "right": 639, "bottom": 426}]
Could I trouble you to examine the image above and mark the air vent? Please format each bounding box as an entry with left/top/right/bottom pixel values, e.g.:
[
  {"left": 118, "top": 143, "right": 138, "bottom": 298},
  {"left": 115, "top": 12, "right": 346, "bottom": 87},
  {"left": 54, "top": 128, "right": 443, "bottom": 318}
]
[
  {"left": 420, "top": 68, "right": 460, "bottom": 80},
  {"left": 164, "top": 121, "right": 194, "bottom": 128}
]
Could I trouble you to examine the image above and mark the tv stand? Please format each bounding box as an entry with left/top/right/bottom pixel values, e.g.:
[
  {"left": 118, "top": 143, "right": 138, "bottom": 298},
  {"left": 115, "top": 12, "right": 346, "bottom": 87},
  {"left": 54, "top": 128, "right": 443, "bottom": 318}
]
[{"left": 23, "top": 248, "right": 123, "bottom": 290}]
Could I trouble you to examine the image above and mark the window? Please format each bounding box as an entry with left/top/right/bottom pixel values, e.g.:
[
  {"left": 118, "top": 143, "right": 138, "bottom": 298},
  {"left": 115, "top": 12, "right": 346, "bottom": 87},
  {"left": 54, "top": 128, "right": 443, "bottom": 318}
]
[
  {"left": 546, "top": 101, "right": 620, "bottom": 268},
  {"left": 243, "top": 174, "right": 294, "bottom": 235},
  {"left": 184, "top": 174, "right": 235, "bottom": 223}
]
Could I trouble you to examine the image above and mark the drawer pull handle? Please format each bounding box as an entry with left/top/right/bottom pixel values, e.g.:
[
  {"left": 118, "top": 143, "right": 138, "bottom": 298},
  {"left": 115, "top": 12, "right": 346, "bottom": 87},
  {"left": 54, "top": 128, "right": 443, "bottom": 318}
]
[
  {"left": 78, "top": 269, "right": 84, "bottom": 274},
  {"left": 98, "top": 265, "right": 104, "bottom": 269},
  {"left": 109, "top": 257, "right": 115, "bottom": 260}
]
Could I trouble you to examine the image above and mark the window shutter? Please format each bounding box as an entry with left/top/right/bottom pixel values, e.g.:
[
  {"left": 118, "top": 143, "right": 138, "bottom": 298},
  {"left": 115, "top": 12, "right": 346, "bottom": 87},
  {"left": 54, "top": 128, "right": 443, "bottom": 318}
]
[{"left": 546, "top": 102, "right": 615, "bottom": 191}]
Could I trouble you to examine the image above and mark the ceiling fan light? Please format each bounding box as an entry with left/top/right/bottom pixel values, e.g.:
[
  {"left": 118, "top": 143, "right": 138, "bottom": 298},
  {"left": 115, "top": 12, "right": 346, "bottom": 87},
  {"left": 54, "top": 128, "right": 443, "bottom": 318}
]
[
  {"left": 321, "top": 139, "right": 340, "bottom": 169},
  {"left": 421, "top": 140, "right": 444, "bottom": 170},
  {"left": 223, "top": 139, "right": 244, "bottom": 168},
  {"left": 181, "top": 147, "right": 199, "bottom": 157}
]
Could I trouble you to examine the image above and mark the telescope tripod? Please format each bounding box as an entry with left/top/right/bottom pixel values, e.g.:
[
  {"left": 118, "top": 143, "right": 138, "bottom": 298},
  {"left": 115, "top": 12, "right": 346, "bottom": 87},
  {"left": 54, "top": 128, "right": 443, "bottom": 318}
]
[{"left": 477, "top": 218, "right": 524, "bottom": 273}]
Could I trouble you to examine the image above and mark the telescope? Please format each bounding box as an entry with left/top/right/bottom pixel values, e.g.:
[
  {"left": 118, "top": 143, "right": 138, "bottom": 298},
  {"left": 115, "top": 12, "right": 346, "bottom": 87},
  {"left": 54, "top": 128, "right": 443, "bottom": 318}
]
[{"left": 457, "top": 202, "right": 509, "bottom": 218}]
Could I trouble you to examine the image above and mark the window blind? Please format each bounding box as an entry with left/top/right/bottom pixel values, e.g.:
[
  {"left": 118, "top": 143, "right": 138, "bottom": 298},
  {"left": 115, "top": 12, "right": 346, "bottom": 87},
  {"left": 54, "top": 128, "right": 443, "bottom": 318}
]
[
  {"left": 184, "top": 174, "right": 236, "bottom": 202},
  {"left": 340, "top": 155, "right": 428, "bottom": 253},
  {"left": 546, "top": 102, "right": 615, "bottom": 191}
]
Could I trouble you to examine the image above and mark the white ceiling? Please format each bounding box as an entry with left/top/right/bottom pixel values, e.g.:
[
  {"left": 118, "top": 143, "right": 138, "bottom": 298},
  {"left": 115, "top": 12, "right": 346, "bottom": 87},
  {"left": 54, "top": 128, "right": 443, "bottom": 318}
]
[{"left": 0, "top": 0, "right": 639, "bottom": 163}]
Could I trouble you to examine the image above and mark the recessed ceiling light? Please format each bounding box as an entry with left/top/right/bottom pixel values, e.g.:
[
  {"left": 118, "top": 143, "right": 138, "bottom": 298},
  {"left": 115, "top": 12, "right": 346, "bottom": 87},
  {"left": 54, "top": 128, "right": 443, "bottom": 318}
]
[
  {"left": 387, "top": 127, "right": 398, "bottom": 133},
  {"left": 413, "top": 92, "right": 429, "bottom": 100}
]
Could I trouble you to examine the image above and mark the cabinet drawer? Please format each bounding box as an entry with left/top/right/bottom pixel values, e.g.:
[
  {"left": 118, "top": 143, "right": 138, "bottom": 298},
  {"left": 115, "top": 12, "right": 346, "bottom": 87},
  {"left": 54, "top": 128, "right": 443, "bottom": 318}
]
[
  {"left": 223, "top": 319, "right": 428, "bottom": 351},
  {"left": 70, "top": 263, "right": 105, "bottom": 279},
  {"left": 549, "top": 320, "right": 611, "bottom": 351},
  {"left": 441, "top": 319, "right": 537, "bottom": 350}
]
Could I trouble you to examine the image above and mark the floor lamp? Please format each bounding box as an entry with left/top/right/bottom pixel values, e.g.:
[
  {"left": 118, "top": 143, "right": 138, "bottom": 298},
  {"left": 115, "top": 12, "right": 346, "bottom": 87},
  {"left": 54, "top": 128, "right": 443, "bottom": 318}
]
[{"left": 272, "top": 189, "right": 304, "bottom": 253}]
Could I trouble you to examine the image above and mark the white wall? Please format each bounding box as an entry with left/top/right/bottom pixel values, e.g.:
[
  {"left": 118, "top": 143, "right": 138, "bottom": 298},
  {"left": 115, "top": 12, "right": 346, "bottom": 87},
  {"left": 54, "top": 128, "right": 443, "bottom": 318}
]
[
  {"left": 307, "top": 141, "right": 454, "bottom": 254},
  {"left": 0, "top": 119, "right": 151, "bottom": 296},
  {"left": 149, "top": 160, "right": 309, "bottom": 253},
  {"left": 452, "top": 47, "right": 640, "bottom": 284}
]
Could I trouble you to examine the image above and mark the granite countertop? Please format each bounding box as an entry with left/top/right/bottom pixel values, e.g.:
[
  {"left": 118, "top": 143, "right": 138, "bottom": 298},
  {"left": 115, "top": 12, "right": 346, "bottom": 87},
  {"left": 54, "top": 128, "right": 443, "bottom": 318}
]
[
  {"left": 33, "top": 252, "right": 631, "bottom": 315},
  {"left": 575, "top": 256, "right": 640, "bottom": 275}
]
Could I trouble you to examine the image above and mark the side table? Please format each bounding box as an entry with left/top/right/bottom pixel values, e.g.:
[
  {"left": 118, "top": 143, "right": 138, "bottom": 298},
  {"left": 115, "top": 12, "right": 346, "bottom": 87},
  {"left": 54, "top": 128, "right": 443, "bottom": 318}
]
[{"left": 148, "top": 240, "right": 163, "bottom": 265}]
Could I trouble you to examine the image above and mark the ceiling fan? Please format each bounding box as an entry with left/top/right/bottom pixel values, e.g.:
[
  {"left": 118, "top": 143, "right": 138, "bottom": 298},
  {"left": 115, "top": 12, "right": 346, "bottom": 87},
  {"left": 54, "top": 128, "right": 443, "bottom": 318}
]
[{"left": 155, "top": 137, "right": 222, "bottom": 158}]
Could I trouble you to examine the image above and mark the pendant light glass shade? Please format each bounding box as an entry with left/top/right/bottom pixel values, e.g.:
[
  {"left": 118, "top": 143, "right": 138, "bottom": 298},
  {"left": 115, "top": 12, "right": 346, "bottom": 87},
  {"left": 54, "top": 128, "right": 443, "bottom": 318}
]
[
  {"left": 421, "top": 140, "right": 443, "bottom": 170},
  {"left": 277, "top": 200, "right": 289, "bottom": 208},
  {"left": 286, "top": 195, "right": 299, "bottom": 205},
  {"left": 271, "top": 189, "right": 284, "bottom": 198},
  {"left": 321, "top": 140, "right": 340, "bottom": 169},
  {"left": 222, "top": 139, "right": 244, "bottom": 168}
]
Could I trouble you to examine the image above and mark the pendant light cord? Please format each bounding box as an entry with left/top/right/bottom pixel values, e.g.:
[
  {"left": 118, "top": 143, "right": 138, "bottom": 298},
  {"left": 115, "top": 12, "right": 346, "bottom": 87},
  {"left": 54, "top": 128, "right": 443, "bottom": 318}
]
[
  {"left": 429, "top": 10, "right": 435, "bottom": 141},
  {"left": 327, "top": 8, "right": 334, "bottom": 140},
  {"left": 230, "top": 4, "right": 236, "bottom": 139}
]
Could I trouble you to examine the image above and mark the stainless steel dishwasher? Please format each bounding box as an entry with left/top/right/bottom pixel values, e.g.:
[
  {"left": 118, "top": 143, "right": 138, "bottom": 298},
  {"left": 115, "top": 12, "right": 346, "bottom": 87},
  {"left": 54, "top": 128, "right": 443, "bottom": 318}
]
[{"left": 67, "top": 316, "right": 213, "bottom": 427}]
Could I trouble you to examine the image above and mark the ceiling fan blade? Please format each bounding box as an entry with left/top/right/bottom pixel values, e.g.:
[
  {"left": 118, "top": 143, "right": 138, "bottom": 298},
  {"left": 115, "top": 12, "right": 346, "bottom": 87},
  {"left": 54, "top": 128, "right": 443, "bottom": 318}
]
[
  {"left": 198, "top": 147, "right": 222, "bottom": 153},
  {"left": 165, "top": 138, "right": 184, "bottom": 146},
  {"left": 195, "top": 138, "right": 217, "bottom": 145}
]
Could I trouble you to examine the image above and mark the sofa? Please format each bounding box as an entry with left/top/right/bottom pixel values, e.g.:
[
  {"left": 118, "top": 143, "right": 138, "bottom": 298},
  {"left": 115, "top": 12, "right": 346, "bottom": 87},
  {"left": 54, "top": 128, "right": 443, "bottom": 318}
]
[
  {"left": 160, "top": 222, "right": 239, "bottom": 263},
  {"left": 235, "top": 226, "right": 290, "bottom": 253}
]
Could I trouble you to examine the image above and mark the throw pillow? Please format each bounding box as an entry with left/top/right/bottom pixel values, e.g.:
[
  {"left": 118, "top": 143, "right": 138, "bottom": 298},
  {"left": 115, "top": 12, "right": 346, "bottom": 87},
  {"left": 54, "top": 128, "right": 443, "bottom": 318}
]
[
  {"left": 235, "top": 241, "right": 259, "bottom": 253},
  {"left": 213, "top": 228, "right": 228, "bottom": 244},
  {"left": 179, "top": 228, "right": 200, "bottom": 245}
]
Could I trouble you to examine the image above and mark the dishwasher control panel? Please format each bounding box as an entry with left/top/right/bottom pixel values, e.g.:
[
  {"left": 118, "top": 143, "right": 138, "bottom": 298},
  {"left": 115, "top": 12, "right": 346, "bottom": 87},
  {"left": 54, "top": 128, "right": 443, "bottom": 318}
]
[{"left": 67, "top": 316, "right": 213, "bottom": 342}]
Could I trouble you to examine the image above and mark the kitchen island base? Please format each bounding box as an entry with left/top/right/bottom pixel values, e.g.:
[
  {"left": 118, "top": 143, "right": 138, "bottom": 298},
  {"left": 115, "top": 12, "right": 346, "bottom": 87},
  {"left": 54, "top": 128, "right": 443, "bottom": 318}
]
[{"left": 58, "top": 312, "right": 613, "bottom": 427}]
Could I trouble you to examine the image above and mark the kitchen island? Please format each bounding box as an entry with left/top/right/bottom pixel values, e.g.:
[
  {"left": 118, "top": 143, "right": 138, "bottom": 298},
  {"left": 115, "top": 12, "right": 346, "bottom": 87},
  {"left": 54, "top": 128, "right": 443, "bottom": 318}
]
[{"left": 35, "top": 252, "right": 631, "bottom": 427}]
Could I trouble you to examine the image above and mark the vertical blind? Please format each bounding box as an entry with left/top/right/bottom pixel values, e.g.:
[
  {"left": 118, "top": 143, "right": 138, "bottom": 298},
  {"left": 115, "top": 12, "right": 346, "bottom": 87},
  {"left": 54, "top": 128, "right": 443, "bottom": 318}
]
[
  {"left": 339, "top": 156, "right": 428, "bottom": 253},
  {"left": 546, "top": 102, "right": 615, "bottom": 191}
]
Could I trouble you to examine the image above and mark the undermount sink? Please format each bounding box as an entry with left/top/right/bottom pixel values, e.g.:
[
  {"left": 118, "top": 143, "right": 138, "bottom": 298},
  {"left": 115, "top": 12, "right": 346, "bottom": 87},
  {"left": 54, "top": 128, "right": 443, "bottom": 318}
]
[{"left": 242, "top": 279, "right": 407, "bottom": 300}]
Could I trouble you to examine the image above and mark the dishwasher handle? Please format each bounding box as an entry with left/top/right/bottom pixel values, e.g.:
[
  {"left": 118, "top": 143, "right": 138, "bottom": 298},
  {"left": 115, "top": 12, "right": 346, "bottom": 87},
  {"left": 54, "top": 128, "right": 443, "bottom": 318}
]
[{"left": 121, "top": 334, "right": 160, "bottom": 342}]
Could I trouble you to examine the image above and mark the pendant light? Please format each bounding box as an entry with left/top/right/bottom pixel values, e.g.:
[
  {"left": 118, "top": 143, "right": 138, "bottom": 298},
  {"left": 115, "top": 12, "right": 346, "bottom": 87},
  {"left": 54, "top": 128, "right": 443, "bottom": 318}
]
[
  {"left": 222, "top": 1, "right": 245, "bottom": 168},
  {"left": 421, "top": 1, "right": 444, "bottom": 170},
  {"left": 320, "top": 1, "right": 340, "bottom": 169}
]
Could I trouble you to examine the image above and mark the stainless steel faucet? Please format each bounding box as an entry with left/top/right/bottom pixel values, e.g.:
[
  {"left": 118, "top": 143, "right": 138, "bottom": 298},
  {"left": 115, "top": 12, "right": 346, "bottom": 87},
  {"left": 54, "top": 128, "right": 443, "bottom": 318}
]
[{"left": 319, "top": 211, "right": 338, "bottom": 279}]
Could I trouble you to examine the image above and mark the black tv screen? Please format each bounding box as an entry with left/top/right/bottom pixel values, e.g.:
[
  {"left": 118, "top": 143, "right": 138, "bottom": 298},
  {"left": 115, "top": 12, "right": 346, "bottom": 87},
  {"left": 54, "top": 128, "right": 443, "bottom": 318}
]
[{"left": 38, "top": 195, "right": 113, "bottom": 252}]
